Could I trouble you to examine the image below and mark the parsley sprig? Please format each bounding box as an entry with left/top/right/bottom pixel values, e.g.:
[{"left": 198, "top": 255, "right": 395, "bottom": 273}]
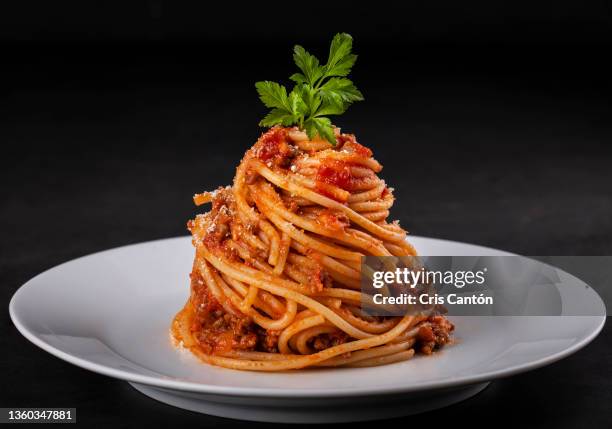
[{"left": 255, "top": 33, "right": 364, "bottom": 146}]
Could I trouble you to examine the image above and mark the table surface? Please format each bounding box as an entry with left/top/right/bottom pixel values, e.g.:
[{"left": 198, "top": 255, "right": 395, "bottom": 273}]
[{"left": 1, "top": 50, "right": 611, "bottom": 427}]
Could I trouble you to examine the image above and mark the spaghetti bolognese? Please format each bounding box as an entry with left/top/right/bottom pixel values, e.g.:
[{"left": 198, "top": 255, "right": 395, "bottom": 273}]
[{"left": 172, "top": 127, "right": 453, "bottom": 370}]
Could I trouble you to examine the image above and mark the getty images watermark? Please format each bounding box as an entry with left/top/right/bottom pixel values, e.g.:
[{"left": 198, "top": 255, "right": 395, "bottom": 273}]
[{"left": 360, "top": 255, "right": 609, "bottom": 317}]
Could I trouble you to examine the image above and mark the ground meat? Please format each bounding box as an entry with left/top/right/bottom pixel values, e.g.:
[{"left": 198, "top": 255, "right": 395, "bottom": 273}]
[
  {"left": 190, "top": 271, "right": 258, "bottom": 355},
  {"left": 257, "top": 328, "right": 281, "bottom": 353},
  {"left": 194, "top": 310, "right": 258, "bottom": 355},
  {"left": 306, "top": 264, "right": 332, "bottom": 293},
  {"left": 311, "top": 331, "right": 348, "bottom": 352},
  {"left": 415, "top": 315, "right": 455, "bottom": 355}
]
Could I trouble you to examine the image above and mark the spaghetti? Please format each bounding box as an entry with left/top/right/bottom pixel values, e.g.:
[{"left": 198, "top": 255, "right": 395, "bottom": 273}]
[{"left": 172, "top": 126, "right": 453, "bottom": 370}]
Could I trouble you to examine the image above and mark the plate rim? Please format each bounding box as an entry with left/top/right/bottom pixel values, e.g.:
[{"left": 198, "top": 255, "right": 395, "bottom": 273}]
[{"left": 9, "top": 236, "right": 607, "bottom": 398}]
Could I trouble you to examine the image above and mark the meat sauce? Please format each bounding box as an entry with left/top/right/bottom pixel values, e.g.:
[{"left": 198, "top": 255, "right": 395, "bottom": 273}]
[
  {"left": 190, "top": 271, "right": 281, "bottom": 354},
  {"left": 415, "top": 315, "right": 455, "bottom": 355},
  {"left": 189, "top": 274, "right": 253, "bottom": 355},
  {"left": 254, "top": 127, "right": 294, "bottom": 168}
]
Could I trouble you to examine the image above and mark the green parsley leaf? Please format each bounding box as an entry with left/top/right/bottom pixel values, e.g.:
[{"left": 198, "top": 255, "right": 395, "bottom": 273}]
[
  {"left": 309, "top": 117, "right": 336, "bottom": 145},
  {"left": 288, "top": 90, "right": 308, "bottom": 117},
  {"left": 319, "top": 78, "right": 364, "bottom": 103},
  {"left": 315, "top": 94, "right": 346, "bottom": 117},
  {"left": 255, "top": 81, "right": 290, "bottom": 110},
  {"left": 293, "top": 45, "right": 324, "bottom": 86},
  {"left": 295, "top": 84, "right": 319, "bottom": 117},
  {"left": 256, "top": 33, "right": 363, "bottom": 145},
  {"left": 289, "top": 73, "right": 307, "bottom": 84},
  {"left": 326, "top": 33, "right": 357, "bottom": 77},
  {"left": 259, "top": 108, "right": 296, "bottom": 127}
]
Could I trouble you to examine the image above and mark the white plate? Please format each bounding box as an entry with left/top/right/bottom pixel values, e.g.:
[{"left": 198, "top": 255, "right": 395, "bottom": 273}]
[{"left": 9, "top": 236, "right": 606, "bottom": 423}]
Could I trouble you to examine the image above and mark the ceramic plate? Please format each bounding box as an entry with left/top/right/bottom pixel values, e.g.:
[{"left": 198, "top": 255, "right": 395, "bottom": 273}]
[{"left": 9, "top": 237, "right": 606, "bottom": 423}]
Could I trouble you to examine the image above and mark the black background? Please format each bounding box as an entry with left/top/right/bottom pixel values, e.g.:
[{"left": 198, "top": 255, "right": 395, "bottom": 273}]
[{"left": 1, "top": 1, "right": 611, "bottom": 428}]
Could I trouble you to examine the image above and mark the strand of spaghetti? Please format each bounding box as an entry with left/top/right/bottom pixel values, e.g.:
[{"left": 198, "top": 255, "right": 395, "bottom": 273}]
[
  {"left": 198, "top": 244, "right": 376, "bottom": 339},
  {"left": 350, "top": 197, "right": 394, "bottom": 212},
  {"left": 350, "top": 165, "right": 375, "bottom": 178},
  {"left": 384, "top": 240, "right": 418, "bottom": 257},
  {"left": 221, "top": 273, "right": 294, "bottom": 319},
  {"left": 311, "top": 149, "right": 382, "bottom": 172},
  {"left": 329, "top": 307, "right": 400, "bottom": 334},
  {"left": 294, "top": 325, "right": 339, "bottom": 354},
  {"left": 233, "top": 161, "right": 259, "bottom": 224},
  {"left": 290, "top": 241, "right": 362, "bottom": 274},
  {"left": 231, "top": 222, "right": 268, "bottom": 251},
  {"left": 324, "top": 269, "right": 362, "bottom": 290},
  {"left": 348, "top": 349, "right": 415, "bottom": 367},
  {"left": 258, "top": 220, "right": 281, "bottom": 265},
  {"left": 290, "top": 174, "right": 351, "bottom": 202},
  {"left": 242, "top": 284, "right": 258, "bottom": 310},
  {"left": 315, "top": 297, "right": 342, "bottom": 309},
  {"left": 272, "top": 232, "right": 291, "bottom": 275},
  {"left": 347, "top": 175, "right": 382, "bottom": 192},
  {"left": 391, "top": 319, "right": 429, "bottom": 343},
  {"left": 278, "top": 315, "right": 326, "bottom": 354},
  {"left": 287, "top": 252, "right": 360, "bottom": 281},
  {"left": 187, "top": 314, "right": 416, "bottom": 371},
  {"left": 195, "top": 255, "right": 240, "bottom": 316},
  {"left": 285, "top": 252, "right": 318, "bottom": 269},
  {"left": 221, "top": 273, "right": 285, "bottom": 317},
  {"left": 362, "top": 210, "right": 389, "bottom": 222},
  {"left": 293, "top": 309, "right": 317, "bottom": 321},
  {"left": 384, "top": 242, "right": 411, "bottom": 256},
  {"left": 250, "top": 159, "right": 406, "bottom": 243},
  {"left": 220, "top": 350, "right": 300, "bottom": 361},
  {"left": 316, "top": 340, "right": 415, "bottom": 367},
  {"left": 347, "top": 181, "right": 386, "bottom": 203},
  {"left": 226, "top": 239, "right": 271, "bottom": 272},
  {"left": 313, "top": 288, "right": 363, "bottom": 303},
  {"left": 316, "top": 287, "right": 406, "bottom": 315},
  {"left": 288, "top": 134, "right": 332, "bottom": 151},
  {"left": 346, "top": 305, "right": 376, "bottom": 321}
]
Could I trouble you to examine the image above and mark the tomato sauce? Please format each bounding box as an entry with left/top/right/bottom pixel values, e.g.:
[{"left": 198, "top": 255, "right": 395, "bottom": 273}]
[
  {"left": 254, "top": 127, "right": 292, "bottom": 165},
  {"left": 338, "top": 134, "right": 372, "bottom": 158},
  {"left": 315, "top": 159, "right": 353, "bottom": 192}
]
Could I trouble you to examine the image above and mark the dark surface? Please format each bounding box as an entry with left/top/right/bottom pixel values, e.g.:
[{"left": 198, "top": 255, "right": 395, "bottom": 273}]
[{"left": 2, "top": 2, "right": 612, "bottom": 427}]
